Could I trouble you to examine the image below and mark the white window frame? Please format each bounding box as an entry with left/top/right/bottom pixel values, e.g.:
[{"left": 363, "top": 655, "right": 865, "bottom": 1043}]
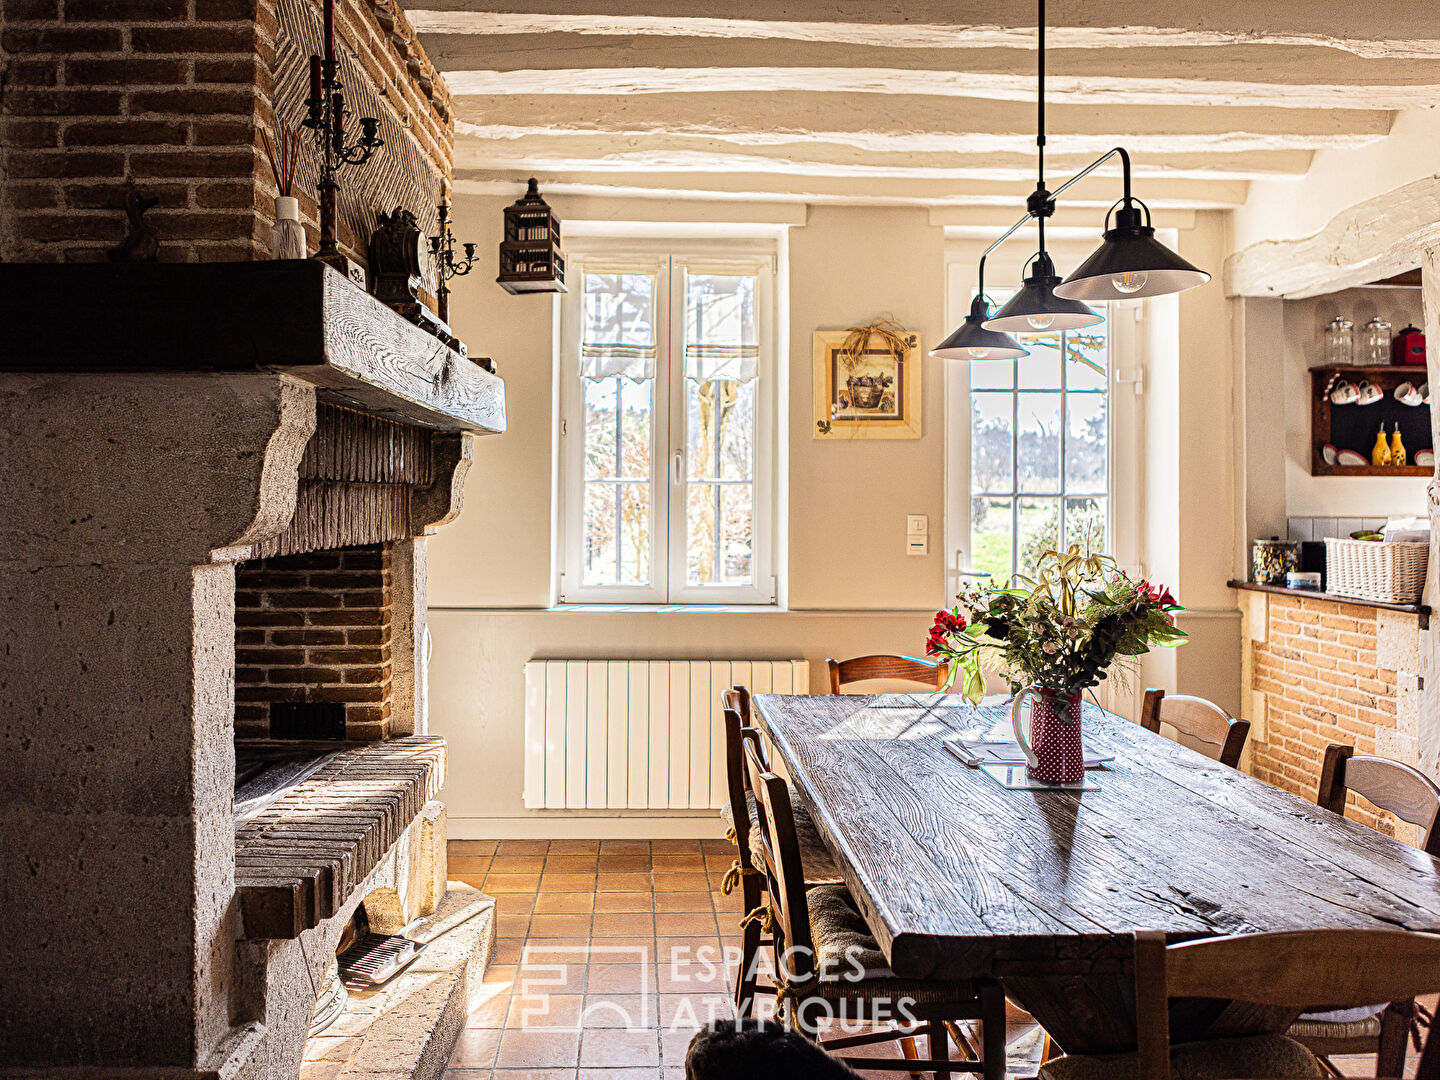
[
  {"left": 558, "top": 238, "right": 779, "bottom": 606},
  {"left": 943, "top": 247, "right": 1146, "bottom": 598}
]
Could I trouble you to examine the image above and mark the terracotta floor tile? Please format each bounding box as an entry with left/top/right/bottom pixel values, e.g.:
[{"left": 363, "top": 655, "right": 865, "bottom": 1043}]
[
  {"left": 494, "top": 893, "right": 537, "bottom": 916},
  {"left": 650, "top": 854, "right": 705, "bottom": 871},
  {"left": 655, "top": 912, "right": 718, "bottom": 937},
  {"left": 659, "top": 993, "right": 733, "bottom": 1029},
  {"left": 541, "top": 872, "right": 599, "bottom": 892},
  {"left": 545, "top": 854, "right": 600, "bottom": 872},
  {"left": 466, "top": 989, "right": 513, "bottom": 1028},
  {"left": 594, "top": 891, "right": 653, "bottom": 913},
  {"left": 535, "top": 891, "right": 596, "bottom": 915},
  {"left": 589, "top": 936, "right": 654, "bottom": 957},
  {"left": 591, "top": 912, "right": 656, "bottom": 938},
  {"left": 596, "top": 872, "right": 651, "bottom": 892},
  {"left": 491, "top": 939, "right": 524, "bottom": 965},
  {"left": 528, "top": 913, "right": 594, "bottom": 938},
  {"left": 582, "top": 993, "right": 650, "bottom": 1029},
  {"left": 484, "top": 965, "right": 517, "bottom": 988},
  {"left": 651, "top": 839, "right": 703, "bottom": 853},
  {"left": 494, "top": 913, "right": 532, "bottom": 939},
  {"left": 580, "top": 1027, "right": 661, "bottom": 1068},
  {"left": 548, "top": 838, "right": 602, "bottom": 854},
  {"left": 494, "top": 1028, "right": 581, "bottom": 1069},
  {"left": 653, "top": 891, "right": 713, "bottom": 913},
  {"left": 488, "top": 1071, "right": 573, "bottom": 1080},
  {"left": 586, "top": 962, "right": 654, "bottom": 995},
  {"left": 448, "top": 856, "right": 494, "bottom": 874},
  {"left": 509, "top": 992, "right": 584, "bottom": 1030},
  {"left": 699, "top": 837, "right": 733, "bottom": 853},
  {"left": 487, "top": 855, "right": 545, "bottom": 874},
  {"left": 448, "top": 871, "right": 489, "bottom": 889},
  {"left": 660, "top": 1027, "right": 698, "bottom": 1066},
  {"left": 578, "top": 1069, "right": 663, "bottom": 1080},
  {"left": 656, "top": 959, "right": 729, "bottom": 995},
  {"left": 599, "top": 839, "right": 650, "bottom": 854},
  {"left": 652, "top": 872, "right": 710, "bottom": 893},
  {"left": 597, "top": 855, "right": 652, "bottom": 872},
  {"left": 448, "top": 1028, "right": 501, "bottom": 1068},
  {"left": 656, "top": 937, "right": 725, "bottom": 964},
  {"left": 448, "top": 839, "right": 498, "bottom": 857},
  {"left": 515, "top": 961, "right": 588, "bottom": 997},
  {"left": 496, "top": 839, "right": 551, "bottom": 855},
  {"left": 483, "top": 873, "right": 541, "bottom": 894}
]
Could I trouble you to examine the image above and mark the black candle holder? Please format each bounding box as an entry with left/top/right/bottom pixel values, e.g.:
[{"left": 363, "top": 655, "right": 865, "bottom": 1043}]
[
  {"left": 428, "top": 199, "right": 476, "bottom": 325},
  {"left": 302, "top": 55, "right": 382, "bottom": 279}
]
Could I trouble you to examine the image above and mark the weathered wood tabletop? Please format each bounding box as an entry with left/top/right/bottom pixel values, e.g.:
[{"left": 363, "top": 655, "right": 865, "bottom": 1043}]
[{"left": 752, "top": 693, "right": 1440, "bottom": 1054}]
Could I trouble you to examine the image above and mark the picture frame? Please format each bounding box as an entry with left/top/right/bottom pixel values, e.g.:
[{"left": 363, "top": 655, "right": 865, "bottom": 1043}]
[{"left": 812, "top": 329, "right": 922, "bottom": 439}]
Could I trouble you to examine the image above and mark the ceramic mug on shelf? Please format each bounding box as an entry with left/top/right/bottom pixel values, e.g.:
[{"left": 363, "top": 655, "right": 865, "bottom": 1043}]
[
  {"left": 1011, "top": 686, "right": 1085, "bottom": 785},
  {"left": 1396, "top": 381, "right": 1425, "bottom": 406},
  {"left": 1356, "top": 380, "right": 1383, "bottom": 405},
  {"left": 1330, "top": 380, "right": 1359, "bottom": 405}
]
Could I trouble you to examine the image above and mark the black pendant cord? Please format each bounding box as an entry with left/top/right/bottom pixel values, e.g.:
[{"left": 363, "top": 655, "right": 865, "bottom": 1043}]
[{"left": 1036, "top": 0, "right": 1045, "bottom": 263}]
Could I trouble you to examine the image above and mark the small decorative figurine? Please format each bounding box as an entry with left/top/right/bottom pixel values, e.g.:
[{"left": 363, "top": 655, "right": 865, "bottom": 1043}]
[{"left": 108, "top": 188, "right": 161, "bottom": 262}]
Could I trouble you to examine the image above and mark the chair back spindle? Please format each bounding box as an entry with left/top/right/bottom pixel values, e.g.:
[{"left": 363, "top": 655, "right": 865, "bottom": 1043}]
[{"left": 1139, "top": 689, "right": 1250, "bottom": 768}]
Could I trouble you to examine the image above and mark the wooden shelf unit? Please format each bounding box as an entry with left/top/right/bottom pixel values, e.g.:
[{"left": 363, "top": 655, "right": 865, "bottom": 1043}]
[{"left": 1309, "top": 364, "right": 1431, "bottom": 477}]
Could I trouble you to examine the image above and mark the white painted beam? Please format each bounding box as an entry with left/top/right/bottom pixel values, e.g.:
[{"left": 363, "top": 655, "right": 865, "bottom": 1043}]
[
  {"left": 453, "top": 169, "right": 1247, "bottom": 209},
  {"left": 407, "top": 4, "right": 1440, "bottom": 60},
  {"left": 931, "top": 205, "right": 1196, "bottom": 233},
  {"left": 451, "top": 135, "right": 1309, "bottom": 182},
  {"left": 449, "top": 94, "right": 1388, "bottom": 155},
  {"left": 440, "top": 66, "right": 1440, "bottom": 110},
  {"left": 1226, "top": 174, "right": 1440, "bottom": 299}
]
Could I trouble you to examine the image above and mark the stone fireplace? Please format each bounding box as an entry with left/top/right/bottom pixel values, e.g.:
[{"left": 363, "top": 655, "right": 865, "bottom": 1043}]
[{"left": 0, "top": 261, "right": 504, "bottom": 1079}]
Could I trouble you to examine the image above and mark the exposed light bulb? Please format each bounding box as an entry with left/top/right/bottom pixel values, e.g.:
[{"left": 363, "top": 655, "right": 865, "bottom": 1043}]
[
  {"left": 964, "top": 346, "right": 990, "bottom": 359},
  {"left": 1026, "top": 312, "right": 1055, "bottom": 330},
  {"left": 1111, "top": 271, "right": 1148, "bottom": 295}
]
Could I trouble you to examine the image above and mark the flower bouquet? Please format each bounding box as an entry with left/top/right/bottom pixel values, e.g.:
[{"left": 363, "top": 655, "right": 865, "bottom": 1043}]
[{"left": 926, "top": 547, "right": 1186, "bottom": 782}]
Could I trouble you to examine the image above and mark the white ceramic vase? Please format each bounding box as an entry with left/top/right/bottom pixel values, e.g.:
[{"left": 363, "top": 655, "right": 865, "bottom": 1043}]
[{"left": 271, "top": 195, "right": 306, "bottom": 260}]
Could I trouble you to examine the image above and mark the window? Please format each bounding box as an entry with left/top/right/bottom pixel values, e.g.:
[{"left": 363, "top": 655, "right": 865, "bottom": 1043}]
[
  {"left": 968, "top": 316, "right": 1110, "bottom": 584},
  {"left": 558, "top": 244, "right": 777, "bottom": 605}
]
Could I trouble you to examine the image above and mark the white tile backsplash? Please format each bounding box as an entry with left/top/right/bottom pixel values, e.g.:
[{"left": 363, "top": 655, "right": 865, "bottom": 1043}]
[
  {"left": 1286, "top": 518, "right": 1312, "bottom": 542},
  {"left": 1284, "top": 515, "right": 1403, "bottom": 543}
]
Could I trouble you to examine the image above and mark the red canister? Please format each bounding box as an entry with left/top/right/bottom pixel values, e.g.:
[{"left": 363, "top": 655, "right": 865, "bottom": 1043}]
[{"left": 1393, "top": 324, "right": 1426, "bottom": 366}]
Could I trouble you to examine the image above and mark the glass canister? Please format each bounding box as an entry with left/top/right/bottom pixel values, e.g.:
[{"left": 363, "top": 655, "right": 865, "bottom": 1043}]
[
  {"left": 1252, "top": 537, "right": 1300, "bottom": 585},
  {"left": 1323, "top": 316, "right": 1354, "bottom": 366},
  {"left": 1359, "top": 316, "right": 1391, "bottom": 366}
]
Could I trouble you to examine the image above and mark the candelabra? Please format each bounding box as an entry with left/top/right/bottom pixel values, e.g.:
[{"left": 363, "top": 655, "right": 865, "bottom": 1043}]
[
  {"left": 302, "top": 0, "right": 382, "bottom": 282},
  {"left": 428, "top": 199, "right": 476, "bottom": 325}
]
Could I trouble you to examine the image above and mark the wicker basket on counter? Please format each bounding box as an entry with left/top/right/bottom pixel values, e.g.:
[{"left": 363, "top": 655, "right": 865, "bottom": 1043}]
[{"left": 1323, "top": 537, "right": 1429, "bottom": 604}]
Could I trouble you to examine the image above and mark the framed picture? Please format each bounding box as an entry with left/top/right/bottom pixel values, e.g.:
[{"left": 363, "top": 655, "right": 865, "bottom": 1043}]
[{"left": 812, "top": 329, "right": 922, "bottom": 439}]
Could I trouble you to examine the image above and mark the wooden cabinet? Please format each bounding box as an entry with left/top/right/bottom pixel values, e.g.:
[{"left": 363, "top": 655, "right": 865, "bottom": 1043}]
[{"left": 1310, "top": 364, "right": 1431, "bottom": 476}]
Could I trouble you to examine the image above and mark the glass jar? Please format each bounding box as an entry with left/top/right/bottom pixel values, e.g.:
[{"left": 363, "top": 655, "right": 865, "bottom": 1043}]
[
  {"left": 1252, "top": 538, "right": 1300, "bottom": 585},
  {"left": 1359, "top": 316, "right": 1391, "bottom": 366},
  {"left": 1323, "top": 316, "right": 1354, "bottom": 366}
]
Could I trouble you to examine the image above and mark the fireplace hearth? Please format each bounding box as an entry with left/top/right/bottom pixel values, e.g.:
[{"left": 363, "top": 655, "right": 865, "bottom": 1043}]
[{"left": 0, "top": 261, "right": 504, "bottom": 1079}]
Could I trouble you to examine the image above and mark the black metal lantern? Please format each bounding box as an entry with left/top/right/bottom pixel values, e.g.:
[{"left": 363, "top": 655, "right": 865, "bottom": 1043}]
[{"left": 497, "top": 178, "right": 567, "bottom": 294}]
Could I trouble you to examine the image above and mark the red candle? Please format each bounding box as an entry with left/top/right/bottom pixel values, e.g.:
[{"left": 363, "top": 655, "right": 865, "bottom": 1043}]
[
  {"left": 309, "top": 54, "right": 322, "bottom": 99},
  {"left": 322, "top": 0, "right": 334, "bottom": 61}
]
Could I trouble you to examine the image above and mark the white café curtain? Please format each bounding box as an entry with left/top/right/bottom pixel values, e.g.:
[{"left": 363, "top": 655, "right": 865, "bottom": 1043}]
[{"left": 580, "top": 266, "right": 659, "bottom": 382}]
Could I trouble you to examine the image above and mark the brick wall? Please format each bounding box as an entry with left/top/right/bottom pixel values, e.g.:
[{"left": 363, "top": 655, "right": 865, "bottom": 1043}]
[
  {"left": 235, "top": 542, "right": 393, "bottom": 741},
  {"left": 1249, "top": 593, "right": 1402, "bottom": 837},
  {"left": 0, "top": 0, "right": 453, "bottom": 265}
]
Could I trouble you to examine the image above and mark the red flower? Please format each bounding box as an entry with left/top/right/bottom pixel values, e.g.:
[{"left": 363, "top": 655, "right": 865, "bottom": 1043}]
[
  {"left": 1139, "top": 581, "right": 1177, "bottom": 608},
  {"left": 926, "top": 608, "right": 967, "bottom": 655}
]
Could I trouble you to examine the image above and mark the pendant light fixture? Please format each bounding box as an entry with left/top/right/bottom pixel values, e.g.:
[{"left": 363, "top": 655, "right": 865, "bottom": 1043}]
[
  {"left": 930, "top": 0, "right": 1209, "bottom": 358},
  {"left": 932, "top": 294, "right": 1030, "bottom": 359}
]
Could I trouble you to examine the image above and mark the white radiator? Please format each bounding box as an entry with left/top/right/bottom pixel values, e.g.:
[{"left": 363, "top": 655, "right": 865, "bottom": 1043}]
[{"left": 522, "top": 659, "right": 809, "bottom": 810}]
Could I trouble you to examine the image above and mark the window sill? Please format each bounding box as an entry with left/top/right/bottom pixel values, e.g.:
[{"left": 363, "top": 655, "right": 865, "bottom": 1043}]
[{"left": 549, "top": 603, "right": 788, "bottom": 614}]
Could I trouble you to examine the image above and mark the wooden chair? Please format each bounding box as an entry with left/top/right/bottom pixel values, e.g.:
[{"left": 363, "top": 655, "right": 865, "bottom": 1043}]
[
  {"left": 1283, "top": 744, "right": 1440, "bottom": 1076},
  {"left": 1139, "top": 689, "right": 1250, "bottom": 768},
  {"left": 826, "top": 654, "right": 949, "bottom": 694},
  {"left": 719, "top": 688, "right": 842, "bottom": 1019},
  {"left": 1038, "top": 929, "right": 1440, "bottom": 1080},
  {"left": 741, "top": 735, "right": 1006, "bottom": 1080}
]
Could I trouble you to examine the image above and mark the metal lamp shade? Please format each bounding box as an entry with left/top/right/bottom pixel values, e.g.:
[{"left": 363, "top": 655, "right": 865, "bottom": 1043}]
[
  {"left": 1053, "top": 225, "right": 1210, "bottom": 301},
  {"left": 982, "top": 254, "right": 1103, "bottom": 333},
  {"left": 931, "top": 295, "right": 1029, "bottom": 360}
]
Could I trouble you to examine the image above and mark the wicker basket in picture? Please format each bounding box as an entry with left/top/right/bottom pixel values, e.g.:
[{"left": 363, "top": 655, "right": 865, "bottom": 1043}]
[{"left": 1324, "top": 538, "right": 1429, "bottom": 604}]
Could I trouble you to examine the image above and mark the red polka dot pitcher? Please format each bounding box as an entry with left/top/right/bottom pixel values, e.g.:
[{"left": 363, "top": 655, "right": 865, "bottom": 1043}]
[{"left": 1010, "top": 687, "right": 1085, "bottom": 784}]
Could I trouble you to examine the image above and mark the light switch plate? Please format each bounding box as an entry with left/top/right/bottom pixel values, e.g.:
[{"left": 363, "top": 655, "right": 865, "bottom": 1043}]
[
  {"left": 906, "top": 533, "right": 929, "bottom": 556},
  {"left": 906, "top": 514, "right": 929, "bottom": 534}
]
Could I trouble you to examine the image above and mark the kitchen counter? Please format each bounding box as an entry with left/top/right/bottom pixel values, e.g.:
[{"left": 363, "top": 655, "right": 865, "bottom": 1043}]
[{"left": 1227, "top": 579, "right": 1429, "bottom": 627}]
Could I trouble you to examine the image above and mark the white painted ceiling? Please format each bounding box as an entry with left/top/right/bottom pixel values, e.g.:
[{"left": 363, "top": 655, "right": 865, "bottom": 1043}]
[{"left": 409, "top": 1, "right": 1440, "bottom": 221}]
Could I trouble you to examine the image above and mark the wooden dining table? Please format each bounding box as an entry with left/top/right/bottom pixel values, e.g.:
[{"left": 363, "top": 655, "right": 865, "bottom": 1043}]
[{"left": 751, "top": 692, "right": 1440, "bottom": 1055}]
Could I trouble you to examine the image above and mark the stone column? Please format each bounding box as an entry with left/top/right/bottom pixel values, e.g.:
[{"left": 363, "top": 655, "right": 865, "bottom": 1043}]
[{"left": 0, "top": 373, "right": 313, "bottom": 1072}]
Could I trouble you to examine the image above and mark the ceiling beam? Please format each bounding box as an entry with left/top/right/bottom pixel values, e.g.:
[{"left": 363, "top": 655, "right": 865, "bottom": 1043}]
[
  {"left": 449, "top": 94, "right": 1388, "bottom": 156},
  {"left": 453, "top": 169, "right": 1247, "bottom": 209},
  {"left": 451, "top": 135, "right": 1309, "bottom": 182},
  {"left": 407, "top": 3, "right": 1440, "bottom": 59},
  {"left": 439, "top": 65, "right": 1440, "bottom": 110}
]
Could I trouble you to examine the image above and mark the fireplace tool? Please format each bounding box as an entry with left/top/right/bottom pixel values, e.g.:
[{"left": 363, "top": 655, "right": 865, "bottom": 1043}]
[
  {"left": 337, "top": 917, "right": 429, "bottom": 989},
  {"left": 302, "top": 0, "right": 382, "bottom": 289}
]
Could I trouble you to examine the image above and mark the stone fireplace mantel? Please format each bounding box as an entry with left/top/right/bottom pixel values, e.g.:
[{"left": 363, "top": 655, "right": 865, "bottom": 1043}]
[{"left": 0, "top": 266, "right": 504, "bottom": 1079}]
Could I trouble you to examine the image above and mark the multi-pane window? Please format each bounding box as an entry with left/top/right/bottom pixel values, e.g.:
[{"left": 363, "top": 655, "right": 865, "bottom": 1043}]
[
  {"left": 969, "top": 317, "right": 1109, "bottom": 584},
  {"left": 560, "top": 247, "right": 775, "bottom": 604}
]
